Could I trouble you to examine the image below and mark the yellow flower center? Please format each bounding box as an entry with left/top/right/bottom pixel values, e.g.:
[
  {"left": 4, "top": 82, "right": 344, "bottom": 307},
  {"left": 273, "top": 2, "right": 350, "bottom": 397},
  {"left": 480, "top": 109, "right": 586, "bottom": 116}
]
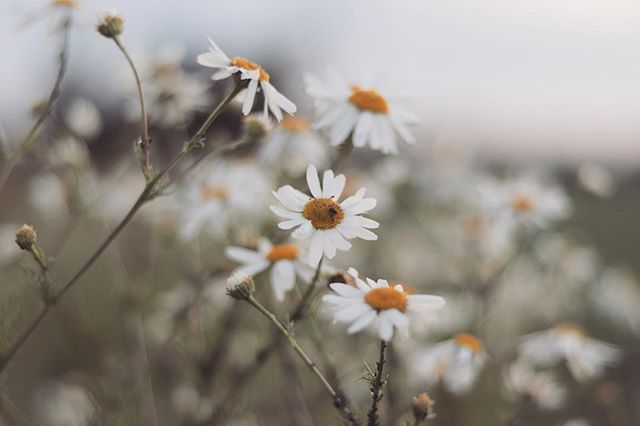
[
  {"left": 53, "top": 0, "right": 75, "bottom": 7},
  {"left": 364, "top": 287, "right": 408, "bottom": 312},
  {"left": 200, "top": 186, "right": 228, "bottom": 201},
  {"left": 454, "top": 333, "right": 484, "bottom": 353},
  {"left": 349, "top": 86, "right": 389, "bottom": 113},
  {"left": 231, "top": 57, "right": 270, "bottom": 82},
  {"left": 280, "top": 116, "right": 309, "bottom": 133},
  {"left": 302, "top": 198, "right": 344, "bottom": 230},
  {"left": 554, "top": 322, "right": 585, "bottom": 336},
  {"left": 266, "top": 244, "right": 300, "bottom": 262},
  {"left": 512, "top": 195, "right": 535, "bottom": 212}
]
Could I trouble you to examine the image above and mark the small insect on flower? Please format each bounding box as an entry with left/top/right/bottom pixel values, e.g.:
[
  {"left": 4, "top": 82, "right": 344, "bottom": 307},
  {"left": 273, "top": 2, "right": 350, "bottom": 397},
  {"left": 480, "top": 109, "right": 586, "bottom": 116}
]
[
  {"left": 197, "top": 38, "right": 296, "bottom": 121},
  {"left": 271, "top": 164, "right": 379, "bottom": 266},
  {"left": 411, "top": 333, "right": 488, "bottom": 395},
  {"left": 305, "top": 71, "right": 418, "bottom": 154},
  {"left": 519, "top": 323, "right": 620, "bottom": 382},
  {"left": 225, "top": 237, "right": 314, "bottom": 301},
  {"left": 322, "top": 268, "right": 445, "bottom": 341}
]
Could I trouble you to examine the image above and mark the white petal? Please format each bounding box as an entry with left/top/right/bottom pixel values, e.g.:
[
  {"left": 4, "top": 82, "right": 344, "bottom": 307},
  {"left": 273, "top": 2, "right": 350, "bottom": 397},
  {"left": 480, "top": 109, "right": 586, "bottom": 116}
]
[
  {"left": 407, "top": 295, "right": 446, "bottom": 311},
  {"left": 306, "top": 164, "right": 322, "bottom": 198},
  {"left": 292, "top": 221, "right": 314, "bottom": 239},
  {"left": 270, "top": 205, "right": 301, "bottom": 219},
  {"left": 347, "top": 310, "right": 377, "bottom": 333},
  {"left": 271, "top": 260, "right": 296, "bottom": 301},
  {"left": 242, "top": 79, "right": 259, "bottom": 115},
  {"left": 344, "top": 198, "right": 377, "bottom": 215},
  {"left": 196, "top": 52, "right": 228, "bottom": 68},
  {"left": 277, "top": 217, "right": 307, "bottom": 230},
  {"left": 263, "top": 82, "right": 297, "bottom": 115},
  {"left": 308, "top": 232, "right": 324, "bottom": 265},
  {"left": 225, "top": 246, "right": 264, "bottom": 264},
  {"left": 377, "top": 315, "right": 395, "bottom": 341},
  {"left": 273, "top": 186, "right": 309, "bottom": 212},
  {"left": 329, "top": 283, "right": 363, "bottom": 298}
]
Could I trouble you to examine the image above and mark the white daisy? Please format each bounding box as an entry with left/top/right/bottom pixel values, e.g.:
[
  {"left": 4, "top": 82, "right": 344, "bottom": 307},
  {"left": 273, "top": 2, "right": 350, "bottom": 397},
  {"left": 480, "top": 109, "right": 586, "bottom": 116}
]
[
  {"left": 64, "top": 98, "right": 103, "bottom": 140},
  {"left": 271, "top": 164, "right": 379, "bottom": 266},
  {"left": 304, "top": 71, "right": 418, "bottom": 154},
  {"left": 225, "top": 237, "right": 313, "bottom": 301},
  {"left": 259, "top": 116, "right": 329, "bottom": 175},
  {"left": 591, "top": 268, "right": 640, "bottom": 335},
  {"left": 196, "top": 38, "right": 296, "bottom": 121},
  {"left": 411, "top": 333, "right": 488, "bottom": 395},
  {"left": 322, "top": 268, "right": 445, "bottom": 341},
  {"left": 504, "top": 361, "right": 567, "bottom": 410},
  {"left": 519, "top": 323, "right": 620, "bottom": 382}
]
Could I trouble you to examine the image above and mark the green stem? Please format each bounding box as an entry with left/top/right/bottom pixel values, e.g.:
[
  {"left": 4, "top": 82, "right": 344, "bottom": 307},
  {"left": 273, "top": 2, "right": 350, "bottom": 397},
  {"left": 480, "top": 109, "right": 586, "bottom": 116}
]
[{"left": 367, "top": 340, "right": 388, "bottom": 426}]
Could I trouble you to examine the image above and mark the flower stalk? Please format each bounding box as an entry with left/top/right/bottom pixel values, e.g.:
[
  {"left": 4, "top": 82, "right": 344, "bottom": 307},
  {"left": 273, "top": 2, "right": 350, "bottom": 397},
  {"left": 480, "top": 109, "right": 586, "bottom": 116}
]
[{"left": 367, "top": 340, "right": 388, "bottom": 426}]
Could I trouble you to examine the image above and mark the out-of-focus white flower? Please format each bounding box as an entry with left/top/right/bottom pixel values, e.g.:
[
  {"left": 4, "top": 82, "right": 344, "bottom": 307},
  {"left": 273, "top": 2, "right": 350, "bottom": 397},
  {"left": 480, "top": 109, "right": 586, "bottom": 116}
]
[
  {"left": 150, "top": 70, "right": 211, "bottom": 128},
  {"left": 28, "top": 172, "right": 68, "bottom": 218},
  {"left": 410, "top": 293, "right": 476, "bottom": 336},
  {"left": 305, "top": 71, "right": 418, "bottom": 154},
  {"left": 271, "top": 164, "right": 379, "bottom": 266},
  {"left": 225, "top": 237, "right": 313, "bottom": 301},
  {"left": 504, "top": 361, "right": 567, "bottom": 410},
  {"left": 519, "top": 323, "right": 620, "bottom": 382},
  {"left": 259, "top": 116, "right": 328, "bottom": 175},
  {"left": 563, "top": 419, "right": 591, "bottom": 426},
  {"left": 412, "top": 333, "right": 488, "bottom": 395},
  {"left": 33, "top": 378, "right": 99, "bottom": 426},
  {"left": 197, "top": 38, "right": 296, "bottom": 121},
  {"left": 178, "top": 159, "right": 272, "bottom": 241},
  {"left": 411, "top": 333, "right": 488, "bottom": 395},
  {"left": 592, "top": 268, "right": 640, "bottom": 335},
  {"left": 47, "top": 137, "right": 90, "bottom": 169},
  {"left": 64, "top": 98, "right": 103, "bottom": 139},
  {"left": 322, "top": 268, "right": 444, "bottom": 341},
  {"left": 533, "top": 235, "right": 599, "bottom": 287},
  {"left": 479, "top": 175, "right": 571, "bottom": 230},
  {"left": 577, "top": 163, "right": 615, "bottom": 198}
]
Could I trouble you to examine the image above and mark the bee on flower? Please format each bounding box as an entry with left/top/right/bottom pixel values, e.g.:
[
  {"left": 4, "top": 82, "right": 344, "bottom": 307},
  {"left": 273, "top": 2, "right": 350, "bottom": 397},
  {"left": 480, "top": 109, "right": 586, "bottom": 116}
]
[
  {"left": 271, "top": 164, "right": 379, "bottom": 266},
  {"left": 322, "top": 268, "right": 445, "bottom": 341},
  {"left": 197, "top": 38, "right": 296, "bottom": 121},
  {"left": 411, "top": 333, "right": 488, "bottom": 395},
  {"left": 305, "top": 70, "right": 418, "bottom": 154},
  {"left": 225, "top": 237, "right": 315, "bottom": 301},
  {"left": 518, "top": 323, "right": 620, "bottom": 382},
  {"left": 504, "top": 361, "right": 567, "bottom": 410},
  {"left": 258, "top": 116, "right": 329, "bottom": 175}
]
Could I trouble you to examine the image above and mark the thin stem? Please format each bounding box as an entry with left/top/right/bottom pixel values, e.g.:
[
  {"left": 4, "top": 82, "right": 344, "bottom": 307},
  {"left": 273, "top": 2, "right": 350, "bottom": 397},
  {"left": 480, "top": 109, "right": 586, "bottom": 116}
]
[
  {"left": 0, "top": 82, "right": 245, "bottom": 376},
  {"left": 0, "top": 12, "right": 73, "bottom": 193},
  {"left": 330, "top": 135, "right": 353, "bottom": 172},
  {"left": 367, "top": 340, "right": 388, "bottom": 426},
  {"left": 245, "top": 295, "right": 358, "bottom": 423},
  {"left": 290, "top": 256, "right": 323, "bottom": 322},
  {"left": 112, "top": 35, "right": 151, "bottom": 171}
]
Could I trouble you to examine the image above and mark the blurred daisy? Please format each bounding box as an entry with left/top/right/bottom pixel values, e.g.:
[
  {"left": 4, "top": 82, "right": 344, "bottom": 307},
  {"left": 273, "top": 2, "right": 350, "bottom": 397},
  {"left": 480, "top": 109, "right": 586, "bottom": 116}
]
[
  {"left": 225, "top": 237, "right": 313, "bottom": 301},
  {"left": 591, "top": 268, "right": 640, "bottom": 335},
  {"left": 305, "top": 71, "right": 418, "bottom": 154},
  {"left": 577, "top": 163, "right": 615, "bottom": 198},
  {"left": 411, "top": 333, "right": 488, "bottom": 395},
  {"left": 33, "top": 377, "right": 99, "bottom": 426},
  {"left": 197, "top": 38, "right": 296, "bottom": 121},
  {"left": 504, "top": 361, "right": 567, "bottom": 410},
  {"left": 259, "top": 116, "right": 328, "bottom": 175},
  {"left": 519, "top": 323, "right": 620, "bottom": 382},
  {"left": 271, "top": 164, "right": 379, "bottom": 266},
  {"left": 64, "top": 98, "right": 103, "bottom": 140},
  {"left": 322, "top": 268, "right": 445, "bottom": 341}
]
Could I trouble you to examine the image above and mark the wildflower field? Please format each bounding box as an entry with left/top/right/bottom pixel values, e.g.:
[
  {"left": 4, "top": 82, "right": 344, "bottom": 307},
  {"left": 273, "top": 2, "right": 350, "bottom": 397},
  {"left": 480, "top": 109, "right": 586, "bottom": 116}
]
[{"left": 1, "top": 1, "right": 640, "bottom": 425}]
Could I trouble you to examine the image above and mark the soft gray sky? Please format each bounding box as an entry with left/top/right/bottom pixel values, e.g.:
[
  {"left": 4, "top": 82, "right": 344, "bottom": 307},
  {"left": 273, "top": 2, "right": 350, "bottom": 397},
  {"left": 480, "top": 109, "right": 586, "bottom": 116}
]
[{"left": 2, "top": 0, "right": 640, "bottom": 165}]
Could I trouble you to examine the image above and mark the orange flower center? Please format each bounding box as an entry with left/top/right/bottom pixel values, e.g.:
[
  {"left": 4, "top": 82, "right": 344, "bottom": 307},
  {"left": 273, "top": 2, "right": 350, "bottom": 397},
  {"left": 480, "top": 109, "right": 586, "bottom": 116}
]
[
  {"left": 454, "top": 333, "right": 484, "bottom": 353},
  {"left": 231, "top": 57, "right": 270, "bottom": 82},
  {"left": 53, "top": 0, "right": 75, "bottom": 7},
  {"left": 281, "top": 116, "right": 309, "bottom": 133},
  {"left": 554, "top": 322, "right": 585, "bottom": 336},
  {"left": 303, "top": 198, "right": 344, "bottom": 230},
  {"left": 200, "top": 186, "right": 228, "bottom": 201},
  {"left": 512, "top": 195, "right": 535, "bottom": 212},
  {"left": 266, "top": 244, "right": 300, "bottom": 262},
  {"left": 364, "top": 287, "right": 408, "bottom": 312},
  {"left": 349, "top": 86, "right": 389, "bottom": 113}
]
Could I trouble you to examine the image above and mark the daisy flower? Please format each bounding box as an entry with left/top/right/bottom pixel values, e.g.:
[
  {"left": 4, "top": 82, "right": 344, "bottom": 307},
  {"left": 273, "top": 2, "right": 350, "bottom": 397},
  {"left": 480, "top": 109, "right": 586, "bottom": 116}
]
[
  {"left": 196, "top": 38, "right": 296, "bottom": 121},
  {"left": 271, "top": 164, "right": 379, "bottom": 266},
  {"left": 322, "top": 268, "right": 445, "bottom": 341},
  {"left": 304, "top": 71, "right": 418, "bottom": 154},
  {"left": 411, "top": 333, "right": 488, "bottom": 395},
  {"left": 504, "top": 361, "right": 567, "bottom": 410},
  {"left": 591, "top": 268, "right": 640, "bottom": 335},
  {"left": 225, "top": 237, "right": 313, "bottom": 301},
  {"left": 259, "top": 116, "right": 329, "bottom": 175},
  {"left": 519, "top": 323, "right": 620, "bottom": 382}
]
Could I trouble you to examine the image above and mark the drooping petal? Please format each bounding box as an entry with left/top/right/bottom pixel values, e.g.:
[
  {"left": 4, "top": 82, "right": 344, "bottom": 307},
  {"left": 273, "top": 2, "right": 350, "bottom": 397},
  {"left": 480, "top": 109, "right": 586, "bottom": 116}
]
[{"left": 271, "top": 260, "right": 296, "bottom": 301}]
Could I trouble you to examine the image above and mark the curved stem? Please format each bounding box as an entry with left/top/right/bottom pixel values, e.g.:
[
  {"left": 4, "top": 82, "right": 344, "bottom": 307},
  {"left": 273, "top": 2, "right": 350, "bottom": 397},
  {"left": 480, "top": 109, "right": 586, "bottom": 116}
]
[
  {"left": 112, "top": 35, "right": 151, "bottom": 171},
  {"left": 367, "top": 340, "right": 388, "bottom": 426}
]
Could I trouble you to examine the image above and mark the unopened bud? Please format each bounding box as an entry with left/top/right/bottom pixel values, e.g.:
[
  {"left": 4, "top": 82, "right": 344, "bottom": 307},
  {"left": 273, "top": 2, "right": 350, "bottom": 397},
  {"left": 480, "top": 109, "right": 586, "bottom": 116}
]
[
  {"left": 411, "top": 392, "right": 435, "bottom": 422},
  {"left": 15, "top": 224, "right": 37, "bottom": 250},
  {"left": 97, "top": 13, "right": 124, "bottom": 38},
  {"left": 327, "top": 270, "right": 352, "bottom": 286},
  {"left": 226, "top": 271, "right": 255, "bottom": 300}
]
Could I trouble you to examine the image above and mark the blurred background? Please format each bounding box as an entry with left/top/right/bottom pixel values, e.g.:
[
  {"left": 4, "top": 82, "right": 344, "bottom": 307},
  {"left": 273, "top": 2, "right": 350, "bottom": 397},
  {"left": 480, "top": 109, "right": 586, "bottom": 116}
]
[{"left": 1, "top": 1, "right": 640, "bottom": 425}]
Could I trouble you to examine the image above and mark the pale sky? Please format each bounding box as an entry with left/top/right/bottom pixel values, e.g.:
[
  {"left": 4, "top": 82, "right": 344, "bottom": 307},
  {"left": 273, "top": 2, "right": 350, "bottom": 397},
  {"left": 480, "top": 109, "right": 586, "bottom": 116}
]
[{"left": 2, "top": 0, "right": 640, "bottom": 165}]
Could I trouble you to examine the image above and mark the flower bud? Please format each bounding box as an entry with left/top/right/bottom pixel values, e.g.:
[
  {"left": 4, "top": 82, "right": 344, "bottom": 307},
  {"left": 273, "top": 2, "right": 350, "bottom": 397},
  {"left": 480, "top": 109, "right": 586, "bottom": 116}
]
[
  {"left": 226, "top": 271, "right": 255, "bottom": 300},
  {"left": 15, "top": 224, "right": 37, "bottom": 251},
  {"left": 411, "top": 392, "right": 435, "bottom": 422},
  {"left": 97, "top": 13, "right": 124, "bottom": 38}
]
